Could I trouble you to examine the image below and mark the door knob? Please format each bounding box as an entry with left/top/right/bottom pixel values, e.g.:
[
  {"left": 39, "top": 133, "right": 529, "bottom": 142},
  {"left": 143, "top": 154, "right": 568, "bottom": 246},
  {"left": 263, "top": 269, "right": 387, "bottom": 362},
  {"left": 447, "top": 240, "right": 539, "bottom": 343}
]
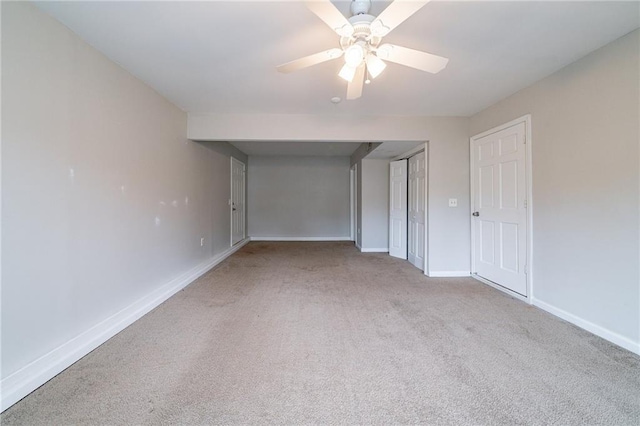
[{"left": 472, "top": 212, "right": 479, "bottom": 217}]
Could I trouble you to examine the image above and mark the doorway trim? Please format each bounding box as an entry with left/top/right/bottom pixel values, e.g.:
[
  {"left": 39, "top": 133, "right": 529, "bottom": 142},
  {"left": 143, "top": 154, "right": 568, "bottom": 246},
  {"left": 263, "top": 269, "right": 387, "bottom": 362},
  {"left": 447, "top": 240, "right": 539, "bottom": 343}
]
[
  {"left": 350, "top": 165, "right": 357, "bottom": 242},
  {"left": 470, "top": 114, "right": 533, "bottom": 303}
]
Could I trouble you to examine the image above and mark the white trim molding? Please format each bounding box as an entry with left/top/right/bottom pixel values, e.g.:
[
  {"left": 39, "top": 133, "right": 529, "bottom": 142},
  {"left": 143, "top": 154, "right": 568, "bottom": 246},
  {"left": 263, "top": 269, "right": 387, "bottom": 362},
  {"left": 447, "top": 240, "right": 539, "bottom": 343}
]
[
  {"left": 0, "top": 238, "right": 250, "bottom": 412},
  {"left": 428, "top": 271, "right": 471, "bottom": 278},
  {"left": 533, "top": 298, "right": 640, "bottom": 356},
  {"left": 359, "top": 248, "right": 389, "bottom": 253},
  {"left": 470, "top": 277, "right": 639, "bottom": 354},
  {"left": 250, "top": 236, "right": 352, "bottom": 242},
  {"left": 392, "top": 141, "right": 428, "bottom": 161},
  {"left": 471, "top": 274, "right": 528, "bottom": 303}
]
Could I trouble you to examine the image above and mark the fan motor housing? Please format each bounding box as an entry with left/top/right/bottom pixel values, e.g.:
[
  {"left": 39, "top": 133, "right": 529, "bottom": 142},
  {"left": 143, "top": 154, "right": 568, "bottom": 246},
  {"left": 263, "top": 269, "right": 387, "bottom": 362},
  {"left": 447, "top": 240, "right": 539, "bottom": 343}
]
[
  {"left": 342, "top": 14, "right": 382, "bottom": 49},
  {"left": 350, "top": 0, "right": 371, "bottom": 16}
]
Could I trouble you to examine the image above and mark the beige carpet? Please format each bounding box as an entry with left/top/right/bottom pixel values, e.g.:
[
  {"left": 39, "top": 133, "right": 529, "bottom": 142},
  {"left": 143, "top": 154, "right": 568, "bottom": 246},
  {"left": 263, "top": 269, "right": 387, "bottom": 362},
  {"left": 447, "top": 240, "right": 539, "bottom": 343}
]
[{"left": 2, "top": 242, "right": 639, "bottom": 425}]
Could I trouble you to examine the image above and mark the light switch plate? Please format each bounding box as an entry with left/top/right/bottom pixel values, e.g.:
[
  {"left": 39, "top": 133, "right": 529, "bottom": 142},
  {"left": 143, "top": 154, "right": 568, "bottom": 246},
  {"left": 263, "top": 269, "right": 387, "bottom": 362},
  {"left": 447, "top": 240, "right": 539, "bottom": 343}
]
[{"left": 449, "top": 198, "right": 458, "bottom": 207}]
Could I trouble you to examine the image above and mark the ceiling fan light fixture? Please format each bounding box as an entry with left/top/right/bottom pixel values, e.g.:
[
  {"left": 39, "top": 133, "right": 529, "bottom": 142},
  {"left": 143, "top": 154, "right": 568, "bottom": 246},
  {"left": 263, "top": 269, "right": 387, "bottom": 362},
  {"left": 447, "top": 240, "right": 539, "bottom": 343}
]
[
  {"left": 370, "top": 19, "right": 390, "bottom": 37},
  {"left": 344, "top": 44, "right": 365, "bottom": 67},
  {"left": 338, "top": 63, "right": 357, "bottom": 82},
  {"left": 337, "top": 24, "right": 355, "bottom": 37},
  {"left": 350, "top": 0, "right": 372, "bottom": 16},
  {"left": 279, "top": 0, "right": 450, "bottom": 100},
  {"left": 365, "top": 53, "right": 386, "bottom": 78}
]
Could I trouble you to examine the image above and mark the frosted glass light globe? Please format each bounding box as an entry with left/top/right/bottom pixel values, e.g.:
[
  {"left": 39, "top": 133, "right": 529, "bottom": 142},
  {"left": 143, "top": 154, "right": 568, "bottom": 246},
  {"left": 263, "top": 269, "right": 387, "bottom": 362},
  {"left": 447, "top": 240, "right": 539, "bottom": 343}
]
[{"left": 344, "top": 44, "right": 365, "bottom": 68}]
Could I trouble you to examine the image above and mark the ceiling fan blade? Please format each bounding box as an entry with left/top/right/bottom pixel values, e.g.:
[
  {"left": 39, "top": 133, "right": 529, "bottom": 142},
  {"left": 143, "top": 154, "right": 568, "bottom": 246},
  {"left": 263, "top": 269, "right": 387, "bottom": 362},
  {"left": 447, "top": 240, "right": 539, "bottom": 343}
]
[
  {"left": 371, "top": 0, "right": 431, "bottom": 36},
  {"left": 306, "top": 0, "right": 354, "bottom": 36},
  {"left": 277, "top": 48, "right": 343, "bottom": 74},
  {"left": 376, "top": 44, "right": 448, "bottom": 74},
  {"left": 346, "top": 65, "right": 365, "bottom": 100}
]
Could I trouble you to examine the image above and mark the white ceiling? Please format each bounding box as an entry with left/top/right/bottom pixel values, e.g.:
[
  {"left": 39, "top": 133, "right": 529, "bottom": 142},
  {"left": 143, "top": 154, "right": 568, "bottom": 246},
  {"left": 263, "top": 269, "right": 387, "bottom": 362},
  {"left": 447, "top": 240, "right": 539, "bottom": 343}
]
[
  {"left": 37, "top": 1, "right": 640, "bottom": 118},
  {"left": 229, "top": 141, "right": 362, "bottom": 156},
  {"left": 227, "top": 140, "right": 421, "bottom": 158},
  {"left": 366, "top": 141, "right": 423, "bottom": 159}
]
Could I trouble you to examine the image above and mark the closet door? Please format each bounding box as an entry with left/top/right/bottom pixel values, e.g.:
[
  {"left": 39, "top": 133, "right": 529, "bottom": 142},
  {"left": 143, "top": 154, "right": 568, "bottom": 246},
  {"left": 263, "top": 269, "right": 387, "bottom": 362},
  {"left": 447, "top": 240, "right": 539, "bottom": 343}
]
[
  {"left": 231, "top": 157, "right": 245, "bottom": 246},
  {"left": 389, "top": 160, "right": 408, "bottom": 259},
  {"left": 408, "top": 153, "right": 425, "bottom": 270}
]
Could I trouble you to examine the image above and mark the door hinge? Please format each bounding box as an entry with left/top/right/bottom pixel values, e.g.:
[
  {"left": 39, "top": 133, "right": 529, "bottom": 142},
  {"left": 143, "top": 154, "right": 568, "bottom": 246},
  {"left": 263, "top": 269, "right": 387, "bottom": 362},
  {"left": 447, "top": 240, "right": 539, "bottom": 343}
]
[
  {"left": 524, "top": 199, "right": 527, "bottom": 208},
  {"left": 524, "top": 264, "right": 528, "bottom": 274}
]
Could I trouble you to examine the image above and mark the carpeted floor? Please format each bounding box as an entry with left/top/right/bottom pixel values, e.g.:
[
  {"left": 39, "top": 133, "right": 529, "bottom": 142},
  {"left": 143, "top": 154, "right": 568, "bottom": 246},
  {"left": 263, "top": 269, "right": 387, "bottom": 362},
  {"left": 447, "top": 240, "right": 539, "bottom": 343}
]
[{"left": 2, "top": 242, "right": 639, "bottom": 425}]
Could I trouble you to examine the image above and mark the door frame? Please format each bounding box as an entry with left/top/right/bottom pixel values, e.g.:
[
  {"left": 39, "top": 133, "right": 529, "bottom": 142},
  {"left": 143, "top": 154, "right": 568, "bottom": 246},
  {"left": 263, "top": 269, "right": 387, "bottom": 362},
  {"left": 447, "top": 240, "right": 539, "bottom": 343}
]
[
  {"left": 350, "top": 165, "right": 357, "bottom": 242},
  {"left": 230, "top": 156, "right": 246, "bottom": 246},
  {"left": 470, "top": 114, "right": 533, "bottom": 303}
]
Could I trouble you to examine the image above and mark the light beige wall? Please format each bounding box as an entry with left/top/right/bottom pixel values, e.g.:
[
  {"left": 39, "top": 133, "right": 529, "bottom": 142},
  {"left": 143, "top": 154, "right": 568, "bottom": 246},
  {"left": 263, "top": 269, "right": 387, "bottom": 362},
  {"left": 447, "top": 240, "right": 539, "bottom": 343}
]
[
  {"left": 470, "top": 30, "right": 640, "bottom": 351},
  {"left": 189, "top": 113, "right": 458, "bottom": 142},
  {"left": 360, "top": 159, "right": 390, "bottom": 250},
  {"left": 1, "top": 2, "right": 242, "bottom": 407},
  {"left": 247, "top": 156, "right": 351, "bottom": 239},
  {"left": 423, "top": 120, "right": 471, "bottom": 274}
]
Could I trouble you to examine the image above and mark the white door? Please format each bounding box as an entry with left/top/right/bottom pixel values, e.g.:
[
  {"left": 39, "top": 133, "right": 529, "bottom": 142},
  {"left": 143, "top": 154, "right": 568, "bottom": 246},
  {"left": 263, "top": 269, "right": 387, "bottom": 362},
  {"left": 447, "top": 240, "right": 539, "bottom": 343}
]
[
  {"left": 389, "top": 160, "right": 408, "bottom": 259},
  {"left": 408, "top": 152, "right": 426, "bottom": 270},
  {"left": 231, "top": 157, "right": 245, "bottom": 246},
  {"left": 472, "top": 122, "right": 527, "bottom": 295}
]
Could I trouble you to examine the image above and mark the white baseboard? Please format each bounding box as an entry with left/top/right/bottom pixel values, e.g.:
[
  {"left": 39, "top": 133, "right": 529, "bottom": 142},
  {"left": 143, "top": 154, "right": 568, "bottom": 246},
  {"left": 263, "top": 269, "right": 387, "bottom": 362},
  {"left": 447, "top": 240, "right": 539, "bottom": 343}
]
[
  {"left": 250, "top": 236, "right": 351, "bottom": 241},
  {"left": 471, "top": 274, "right": 529, "bottom": 303},
  {"left": 359, "top": 248, "right": 389, "bottom": 253},
  {"left": 428, "top": 270, "right": 471, "bottom": 277},
  {"left": 0, "top": 237, "right": 250, "bottom": 412},
  {"left": 532, "top": 298, "right": 640, "bottom": 355}
]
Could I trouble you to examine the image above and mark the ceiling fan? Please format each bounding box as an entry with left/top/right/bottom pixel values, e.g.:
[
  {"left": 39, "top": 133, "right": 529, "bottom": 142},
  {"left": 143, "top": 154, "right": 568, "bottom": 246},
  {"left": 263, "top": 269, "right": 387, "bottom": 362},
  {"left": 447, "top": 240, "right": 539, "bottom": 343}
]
[{"left": 276, "top": 0, "right": 449, "bottom": 100}]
